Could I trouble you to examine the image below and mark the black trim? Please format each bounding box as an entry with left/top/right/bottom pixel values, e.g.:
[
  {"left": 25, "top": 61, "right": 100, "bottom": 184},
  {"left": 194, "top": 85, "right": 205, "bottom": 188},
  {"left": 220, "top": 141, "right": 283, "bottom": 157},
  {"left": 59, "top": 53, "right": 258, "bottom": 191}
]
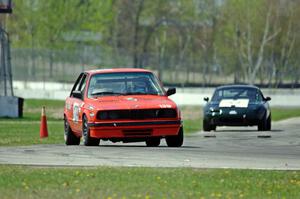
[
  {"left": 88, "top": 120, "right": 181, "bottom": 127},
  {"left": 97, "top": 109, "right": 177, "bottom": 120},
  {"left": 0, "top": 8, "right": 12, "bottom": 13}
]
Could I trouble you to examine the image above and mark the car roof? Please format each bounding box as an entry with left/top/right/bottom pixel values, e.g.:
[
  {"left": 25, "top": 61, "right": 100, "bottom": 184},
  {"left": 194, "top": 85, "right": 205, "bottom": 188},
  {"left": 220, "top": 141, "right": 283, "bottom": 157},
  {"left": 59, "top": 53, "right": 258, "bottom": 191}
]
[
  {"left": 215, "top": 84, "right": 260, "bottom": 90},
  {"left": 85, "top": 68, "right": 153, "bottom": 75}
]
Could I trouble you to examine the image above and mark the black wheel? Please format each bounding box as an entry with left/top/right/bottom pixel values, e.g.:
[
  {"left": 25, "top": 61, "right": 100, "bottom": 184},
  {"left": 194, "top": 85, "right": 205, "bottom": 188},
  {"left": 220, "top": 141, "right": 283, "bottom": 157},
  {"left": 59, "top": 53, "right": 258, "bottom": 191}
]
[
  {"left": 211, "top": 125, "right": 216, "bottom": 131},
  {"left": 145, "top": 137, "right": 161, "bottom": 147},
  {"left": 64, "top": 117, "right": 80, "bottom": 145},
  {"left": 203, "top": 119, "right": 211, "bottom": 131},
  {"left": 266, "top": 114, "right": 271, "bottom": 131},
  {"left": 258, "top": 113, "right": 271, "bottom": 131},
  {"left": 257, "top": 119, "right": 265, "bottom": 131},
  {"left": 166, "top": 127, "right": 184, "bottom": 147},
  {"left": 82, "top": 115, "right": 100, "bottom": 146},
  {"left": 203, "top": 119, "right": 215, "bottom": 131}
]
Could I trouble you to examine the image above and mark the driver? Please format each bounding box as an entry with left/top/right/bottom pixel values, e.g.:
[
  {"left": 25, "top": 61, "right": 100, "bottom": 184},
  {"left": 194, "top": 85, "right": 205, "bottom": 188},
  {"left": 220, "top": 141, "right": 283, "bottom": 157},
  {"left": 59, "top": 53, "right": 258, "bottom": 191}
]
[{"left": 133, "top": 81, "right": 147, "bottom": 93}]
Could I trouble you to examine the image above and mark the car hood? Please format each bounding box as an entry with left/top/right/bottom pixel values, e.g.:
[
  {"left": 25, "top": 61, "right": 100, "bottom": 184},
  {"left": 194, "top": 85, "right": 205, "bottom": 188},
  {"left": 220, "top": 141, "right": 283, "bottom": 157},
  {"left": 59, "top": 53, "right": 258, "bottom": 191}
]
[{"left": 89, "top": 95, "right": 177, "bottom": 110}]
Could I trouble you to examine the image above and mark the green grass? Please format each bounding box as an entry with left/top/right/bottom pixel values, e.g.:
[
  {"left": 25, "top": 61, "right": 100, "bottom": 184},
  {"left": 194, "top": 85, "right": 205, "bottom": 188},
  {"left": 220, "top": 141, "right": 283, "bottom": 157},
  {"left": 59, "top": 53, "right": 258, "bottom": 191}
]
[
  {"left": 0, "top": 121, "right": 63, "bottom": 146},
  {"left": 22, "top": 99, "right": 65, "bottom": 121},
  {"left": 24, "top": 99, "right": 65, "bottom": 109},
  {"left": 0, "top": 99, "right": 64, "bottom": 121},
  {"left": 183, "top": 119, "right": 201, "bottom": 134},
  {"left": 272, "top": 107, "right": 300, "bottom": 121},
  {"left": 0, "top": 99, "right": 300, "bottom": 146},
  {"left": 0, "top": 99, "right": 65, "bottom": 146},
  {"left": 0, "top": 166, "right": 299, "bottom": 199},
  {"left": 180, "top": 105, "right": 203, "bottom": 135}
]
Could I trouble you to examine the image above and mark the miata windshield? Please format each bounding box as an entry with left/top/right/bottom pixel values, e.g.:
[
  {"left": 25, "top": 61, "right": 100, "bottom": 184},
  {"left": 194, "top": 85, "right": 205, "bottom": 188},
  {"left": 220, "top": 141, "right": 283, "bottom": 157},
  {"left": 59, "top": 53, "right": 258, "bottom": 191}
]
[{"left": 211, "top": 87, "right": 263, "bottom": 102}]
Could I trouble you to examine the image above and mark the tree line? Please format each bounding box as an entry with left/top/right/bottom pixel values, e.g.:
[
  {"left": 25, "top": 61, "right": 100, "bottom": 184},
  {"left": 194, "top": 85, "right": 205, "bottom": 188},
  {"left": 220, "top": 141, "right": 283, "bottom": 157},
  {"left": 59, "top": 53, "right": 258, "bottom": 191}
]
[{"left": 6, "top": 0, "right": 300, "bottom": 87}]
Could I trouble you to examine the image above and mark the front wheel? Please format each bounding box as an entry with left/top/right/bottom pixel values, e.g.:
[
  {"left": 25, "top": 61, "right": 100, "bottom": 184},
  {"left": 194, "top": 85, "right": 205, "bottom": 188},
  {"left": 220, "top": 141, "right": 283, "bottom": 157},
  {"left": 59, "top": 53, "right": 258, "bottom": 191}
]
[
  {"left": 82, "top": 115, "right": 100, "bottom": 146},
  {"left": 266, "top": 114, "right": 271, "bottom": 131},
  {"left": 203, "top": 119, "right": 216, "bottom": 131},
  {"left": 64, "top": 117, "right": 80, "bottom": 145},
  {"left": 145, "top": 137, "right": 161, "bottom": 147},
  {"left": 165, "top": 127, "right": 184, "bottom": 147},
  {"left": 258, "top": 114, "right": 271, "bottom": 131}
]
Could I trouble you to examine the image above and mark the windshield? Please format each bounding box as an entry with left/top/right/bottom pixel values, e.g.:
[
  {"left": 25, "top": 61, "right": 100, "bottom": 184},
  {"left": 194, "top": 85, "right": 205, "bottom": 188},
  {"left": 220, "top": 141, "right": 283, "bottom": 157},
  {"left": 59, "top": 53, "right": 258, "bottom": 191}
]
[
  {"left": 211, "top": 87, "right": 263, "bottom": 102},
  {"left": 87, "top": 72, "right": 165, "bottom": 97}
]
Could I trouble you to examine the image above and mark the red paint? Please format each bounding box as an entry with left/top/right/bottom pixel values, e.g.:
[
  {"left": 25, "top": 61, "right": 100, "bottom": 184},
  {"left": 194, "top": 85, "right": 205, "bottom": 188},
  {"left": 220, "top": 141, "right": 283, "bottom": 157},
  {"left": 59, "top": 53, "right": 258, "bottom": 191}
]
[{"left": 64, "top": 68, "right": 181, "bottom": 140}]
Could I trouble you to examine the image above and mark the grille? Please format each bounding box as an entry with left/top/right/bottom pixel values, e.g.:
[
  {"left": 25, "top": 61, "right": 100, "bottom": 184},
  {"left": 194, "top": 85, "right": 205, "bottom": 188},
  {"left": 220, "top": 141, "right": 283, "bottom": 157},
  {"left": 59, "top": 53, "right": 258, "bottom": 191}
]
[{"left": 97, "top": 108, "right": 177, "bottom": 120}]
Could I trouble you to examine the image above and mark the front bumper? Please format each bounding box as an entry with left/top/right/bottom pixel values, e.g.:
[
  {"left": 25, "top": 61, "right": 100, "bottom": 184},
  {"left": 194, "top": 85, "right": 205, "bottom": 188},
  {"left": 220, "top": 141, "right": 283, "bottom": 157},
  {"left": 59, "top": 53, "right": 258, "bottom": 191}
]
[
  {"left": 208, "top": 116, "right": 259, "bottom": 126},
  {"left": 88, "top": 120, "right": 182, "bottom": 138},
  {"left": 204, "top": 108, "right": 263, "bottom": 126}
]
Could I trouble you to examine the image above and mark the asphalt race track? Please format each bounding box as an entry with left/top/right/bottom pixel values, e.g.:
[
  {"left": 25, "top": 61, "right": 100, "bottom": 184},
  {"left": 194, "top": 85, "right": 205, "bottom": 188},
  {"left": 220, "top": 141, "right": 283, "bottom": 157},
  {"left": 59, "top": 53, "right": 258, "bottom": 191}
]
[{"left": 0, "top": 118, "right": 299, "bottom": 170}]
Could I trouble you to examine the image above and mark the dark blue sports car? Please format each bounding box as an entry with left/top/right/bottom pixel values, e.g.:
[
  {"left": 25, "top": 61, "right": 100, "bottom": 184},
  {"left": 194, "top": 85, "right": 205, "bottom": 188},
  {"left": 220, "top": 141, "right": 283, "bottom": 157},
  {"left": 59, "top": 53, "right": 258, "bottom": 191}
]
[{"left": 203, "top": 85, "right": 271, "bottom": 131}]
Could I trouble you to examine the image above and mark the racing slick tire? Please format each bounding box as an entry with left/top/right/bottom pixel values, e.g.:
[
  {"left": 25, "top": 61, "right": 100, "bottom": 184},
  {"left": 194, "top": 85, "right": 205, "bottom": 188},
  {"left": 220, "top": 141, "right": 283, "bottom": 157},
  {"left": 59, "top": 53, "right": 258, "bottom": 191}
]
[
  {"left": 166, "top": 127, "right": 184, "bottom": 147},
  {"left": 82, "top": 115, "right": 100, "bottom": 146},
  {"left": 211, "top": 125, "right": 216, "bottom": 131},
  {"left": 145, "top": 137, "right": 161, "bottom": 147},
  {"left": 258, "top": 114, "right": 271, "bottom": 131},
  {"left": 64, "top": 117, "right": 80, "bottom": 145},
  {"left": 203, "top": 119, "right": 216, "bottom": 131},
  {"left": 266, "top": 114, "right": 271, "bottom": 131}
]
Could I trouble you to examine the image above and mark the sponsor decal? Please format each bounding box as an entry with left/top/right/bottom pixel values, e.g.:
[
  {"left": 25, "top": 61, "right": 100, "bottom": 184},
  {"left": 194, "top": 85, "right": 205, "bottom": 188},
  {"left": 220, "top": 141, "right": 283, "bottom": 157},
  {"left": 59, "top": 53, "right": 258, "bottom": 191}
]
[
  {"left": 73, "top": 103, "right": 79, "bottom": 122},
  {"left": 159, "top": 104, "right": 172, "bottom": 108},
  {"left": 66, "top": 102, "right": 71, "bottom": 110},
  {"left": 127, "top": 97, "right": 138, "bottom": 101}
]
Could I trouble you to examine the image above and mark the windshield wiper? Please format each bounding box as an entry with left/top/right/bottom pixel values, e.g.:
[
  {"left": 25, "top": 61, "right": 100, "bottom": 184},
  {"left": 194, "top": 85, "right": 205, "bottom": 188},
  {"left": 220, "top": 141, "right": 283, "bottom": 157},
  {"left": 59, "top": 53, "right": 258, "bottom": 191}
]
[
  {"left": 124, "top": 92, "right": 158, "bottom": 95},
  {"left": 91, "top": 91, "right": 124, "bottom": 96}
]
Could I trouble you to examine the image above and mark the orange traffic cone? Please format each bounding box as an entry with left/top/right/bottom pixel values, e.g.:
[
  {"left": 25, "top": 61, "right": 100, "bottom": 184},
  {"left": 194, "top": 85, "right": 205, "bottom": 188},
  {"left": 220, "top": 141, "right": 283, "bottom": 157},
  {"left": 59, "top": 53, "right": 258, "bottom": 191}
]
[{"left": 40, "top": 106, "right": 48, "bottom": 138}]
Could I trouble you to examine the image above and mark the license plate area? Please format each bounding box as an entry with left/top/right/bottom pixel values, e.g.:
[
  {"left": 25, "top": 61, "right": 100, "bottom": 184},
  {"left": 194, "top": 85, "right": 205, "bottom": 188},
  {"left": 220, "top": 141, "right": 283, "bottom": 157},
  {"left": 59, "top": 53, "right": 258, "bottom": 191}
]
[
  {"left": 229, "top": 110, "right": 237, "bottom": 115},
  {"left": 122, "top": 129, "right": 153, "bottom": 137}
]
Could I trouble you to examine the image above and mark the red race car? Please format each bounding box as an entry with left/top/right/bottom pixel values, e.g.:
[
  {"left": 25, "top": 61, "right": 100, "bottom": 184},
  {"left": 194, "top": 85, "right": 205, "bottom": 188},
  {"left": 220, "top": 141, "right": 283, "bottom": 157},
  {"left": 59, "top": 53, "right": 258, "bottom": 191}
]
[{"left": 64, "top": 68, "right": 183, "bottom": 147}]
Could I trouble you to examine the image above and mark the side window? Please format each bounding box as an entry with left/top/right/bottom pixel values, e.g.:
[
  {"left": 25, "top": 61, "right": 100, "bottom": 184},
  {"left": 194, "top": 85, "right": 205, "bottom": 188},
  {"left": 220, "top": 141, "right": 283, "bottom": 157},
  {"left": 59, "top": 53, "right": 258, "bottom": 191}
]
[
  {"left": 78, "top": 74, "right": 87, "bottom": 93},
  {"left": 70, "top": 73, "right": 87, "bottom": 98},
  {"left": 257, "top": 91, "right": 263, "bottom": 102},
  {"left": 70, "top": 74, "right": 83, "bottom": 96}
]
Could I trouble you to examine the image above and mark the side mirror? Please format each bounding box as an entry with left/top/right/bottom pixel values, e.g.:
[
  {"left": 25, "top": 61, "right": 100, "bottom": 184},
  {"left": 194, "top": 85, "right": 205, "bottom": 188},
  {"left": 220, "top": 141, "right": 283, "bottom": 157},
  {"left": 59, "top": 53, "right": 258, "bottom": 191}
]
[
  {"left": 265, "top": 96, "right": 271, "bottom": 101},
  {"left": 166, "top": 88, "right": 176, "bottom": 96},
  {"left": 72, "top": 90, "right": 83, "bottom": 99},
  {"left": 204, "top": 97, "right": 209, "bottom": 102}
]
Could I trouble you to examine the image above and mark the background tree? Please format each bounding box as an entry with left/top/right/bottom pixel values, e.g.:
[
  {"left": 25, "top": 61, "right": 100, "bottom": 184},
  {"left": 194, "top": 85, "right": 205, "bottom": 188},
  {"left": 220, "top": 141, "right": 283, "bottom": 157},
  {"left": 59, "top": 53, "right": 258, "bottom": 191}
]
[{"left": 5, "top": 0, "right": 300, "bottom": 87}]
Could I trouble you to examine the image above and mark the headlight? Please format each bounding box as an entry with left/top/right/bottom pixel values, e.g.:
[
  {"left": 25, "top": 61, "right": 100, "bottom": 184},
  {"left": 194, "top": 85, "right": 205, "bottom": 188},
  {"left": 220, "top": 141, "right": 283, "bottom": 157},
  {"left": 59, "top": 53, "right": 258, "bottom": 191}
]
[{"left": 89, "top": 112, "right": 95, "bottom": 117}]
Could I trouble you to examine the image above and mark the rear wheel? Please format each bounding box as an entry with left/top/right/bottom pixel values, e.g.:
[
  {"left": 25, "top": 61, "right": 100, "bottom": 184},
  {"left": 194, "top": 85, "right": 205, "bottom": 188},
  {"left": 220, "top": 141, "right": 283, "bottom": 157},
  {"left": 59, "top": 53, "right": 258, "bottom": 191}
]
[
  {"left": 166, "top": 127, "right": 184, "bottom": 147},
  {"left": 82, "top": 115, "right": 100, "bottom": 146},
  {"left": 64, "top": 117, "right": 80, "bottom": 145},
  {"left": 145, "top": 137, "right": 161, "bottom": 147}
]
